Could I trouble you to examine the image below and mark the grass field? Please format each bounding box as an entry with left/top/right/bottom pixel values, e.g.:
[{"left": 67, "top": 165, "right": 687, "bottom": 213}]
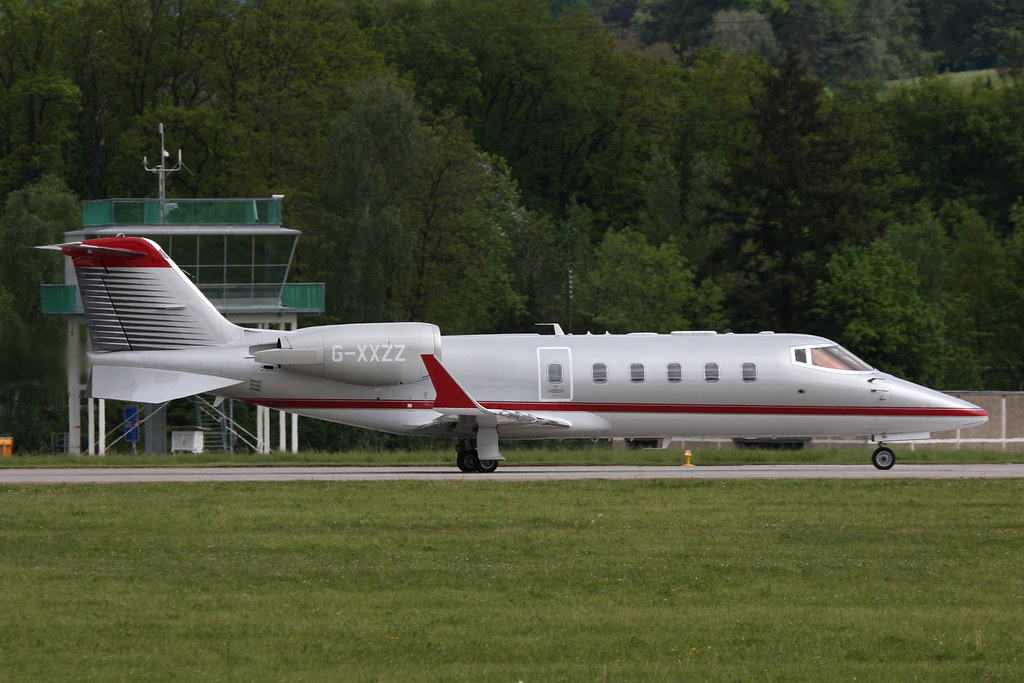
[{"left": 2, "top": 475, "right": 1023, "bottom": 680}]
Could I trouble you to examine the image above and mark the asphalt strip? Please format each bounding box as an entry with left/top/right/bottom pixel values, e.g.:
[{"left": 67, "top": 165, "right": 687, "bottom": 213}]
[{"left": 1, "top": 464, "right": 1024, "bottom": 484}]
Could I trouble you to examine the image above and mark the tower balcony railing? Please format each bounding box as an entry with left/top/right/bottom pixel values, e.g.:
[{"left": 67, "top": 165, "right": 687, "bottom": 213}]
[
  {"left": 40, "top": 282, "right": 324, "bottom": 317},
  {"left": 82, "top": 198, "right": 282, "bottom": 227}
]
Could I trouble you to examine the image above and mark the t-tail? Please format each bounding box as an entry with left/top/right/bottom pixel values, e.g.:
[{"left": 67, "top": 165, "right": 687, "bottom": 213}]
[
  {"left": 41, "top": 237, "right": 248, "bottom": 403},
  {"left": 46, "top": 237, "right": 243, "bottom": 350}
]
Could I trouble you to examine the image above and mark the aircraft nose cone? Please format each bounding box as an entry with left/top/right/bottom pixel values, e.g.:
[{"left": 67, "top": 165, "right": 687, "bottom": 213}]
[{"left": 891, "top": 375, "right": 988, "bottom": 430}]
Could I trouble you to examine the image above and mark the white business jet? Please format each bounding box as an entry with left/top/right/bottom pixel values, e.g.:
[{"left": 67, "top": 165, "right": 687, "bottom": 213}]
[{"left": 43, "top": 237, "right": 988, "bottom": 471}]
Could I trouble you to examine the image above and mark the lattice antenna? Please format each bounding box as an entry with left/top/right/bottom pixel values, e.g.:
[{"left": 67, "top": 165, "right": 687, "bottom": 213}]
[{"left": 142, "top": 123, "right": 183, "bottom": 223}]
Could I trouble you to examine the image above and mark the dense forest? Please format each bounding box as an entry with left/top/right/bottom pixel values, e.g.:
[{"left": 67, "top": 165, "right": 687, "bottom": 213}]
[{"left": 3, "top": 0, "right": 1024, "bottom": 450}]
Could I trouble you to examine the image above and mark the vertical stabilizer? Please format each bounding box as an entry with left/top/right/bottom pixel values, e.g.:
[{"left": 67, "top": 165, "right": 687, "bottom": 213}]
[{"left": 52, "top": 237, "right": 243, "bottom": 351}]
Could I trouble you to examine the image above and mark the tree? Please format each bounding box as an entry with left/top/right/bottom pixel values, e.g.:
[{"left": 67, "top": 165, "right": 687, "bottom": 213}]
[
  {"left": 0, "top": 175, "right": 79, "bottom": 451},
  {"left": 813, "top": 240, "right": 947, "bottom": 384},
  {"left": 0, "top": 0, "right": 82, "bottom": 198},
  {"left": 700, "top": 48, "right": 900, "bottom": 332},
  {"left": 503, "top": 197, "right": 595, "bottom": 331},
  {"left": 673, "top": 49, "right": 765, "bottom": 261},
  {"left": 940, "top": 201, "right": 1020, "bottom": 389},
  {"left": 918, "top": 0, "right": 1024, "bottom": 72},
  {"left": 312, "top": 77, "right": 423, "bottom": 324},
  {"left": 707, "top": 9, "right": 779, "bottom": 60},
  {"left": 577, "top": 228, "right": 720, "bottom": 332},
  {"left": 886, "top": 78, "right": 1024, "bottom": 233},
  {"left": 398, "top": 113, "right": 523, "bottom": 333},
  {"left": 0, "top": 175, "right": 78, "bottom": 326},
  {"left": 386, "top": 0, "right": 677, "bottom": 228}
]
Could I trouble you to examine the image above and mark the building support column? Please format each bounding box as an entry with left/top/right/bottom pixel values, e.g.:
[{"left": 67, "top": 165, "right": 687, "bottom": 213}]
[
  {"left": 291, "top": 413, "right": 298, "bottom": 453},
  {"left": 98, "top": 398, "right": 106, "bottom": 456},
  {"left": 87, "top": 397, "right": 95, "bottom": 456},
  {"left": 279, "top": 410, "right": 286, "bottom": 452},
  {"left": 145, "top": 403, "right": 167, "bottom": 454},
  {"left": 67, "top": 322, "right": 81, "bottom": 455}
]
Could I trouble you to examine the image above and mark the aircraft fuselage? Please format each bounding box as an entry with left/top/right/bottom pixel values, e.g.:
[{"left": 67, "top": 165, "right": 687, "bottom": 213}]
[{"left": 211, "top": 330, "right": 984, "bottom": 443}]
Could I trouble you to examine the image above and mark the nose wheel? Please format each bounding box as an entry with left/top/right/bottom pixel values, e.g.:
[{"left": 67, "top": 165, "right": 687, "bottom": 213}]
[{"left": 871, "top": 446, "right": 895, "bottom": 470}]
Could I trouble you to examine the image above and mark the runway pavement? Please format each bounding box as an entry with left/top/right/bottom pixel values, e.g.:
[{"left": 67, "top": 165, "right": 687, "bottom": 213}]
[{"left": 2, "top": 463, "right": 1024, "bottom": 484}]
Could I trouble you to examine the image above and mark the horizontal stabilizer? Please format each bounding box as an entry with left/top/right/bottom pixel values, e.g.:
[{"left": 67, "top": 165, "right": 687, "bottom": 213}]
[{"left": 91, "top": 365, "right": 241, "bottom": 403}]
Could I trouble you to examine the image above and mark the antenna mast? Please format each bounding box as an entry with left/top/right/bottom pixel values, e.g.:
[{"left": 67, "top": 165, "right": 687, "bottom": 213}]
[{"left": 142, "top": 123, "right": 183, "bottom": 223}]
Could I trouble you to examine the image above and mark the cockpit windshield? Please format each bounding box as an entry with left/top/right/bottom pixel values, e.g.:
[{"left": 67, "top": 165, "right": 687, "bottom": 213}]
[{"left": 793, "top": 344, "right": 873, "bottom": 372}]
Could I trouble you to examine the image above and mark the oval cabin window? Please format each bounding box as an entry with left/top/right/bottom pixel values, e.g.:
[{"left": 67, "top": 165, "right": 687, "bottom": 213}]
[
  {"left": 629, "top": 363, "right": 645, "bottom": 383},
  {"left": 547, "top": 363, "right": 563, "bottom": 384},
  {"left": 667, "top": 363, "right": 682, "bottom": 383},
  {"left": 704, "top": 362, "right": 719, "bottom": 383}
]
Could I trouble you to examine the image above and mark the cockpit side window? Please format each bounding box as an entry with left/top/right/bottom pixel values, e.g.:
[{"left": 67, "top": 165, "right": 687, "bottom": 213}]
[{"left": 793, "top": 344, "right": 872, "bottom": 372}]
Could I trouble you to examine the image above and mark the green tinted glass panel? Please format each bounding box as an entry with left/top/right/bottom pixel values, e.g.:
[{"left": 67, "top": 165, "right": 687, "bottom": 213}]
[
  {"left": 198, "top": 235, "right": 224, "bottom": 266},
  {"left": 254, "top": 265, "right": 287, "bottom": 284},
  {"left": 225, "top": 235, "right": 252, "bottom": 266},
  {"left": 194, "top": 265, "right": 224, "bottom": 285},
  {"left": 167, "top": 235, "right": 197, "bottom": 268},
  {"left": 225, "top": 265, "right": 254, "bottom": 284},
  {"left": 255, "top": 235, "right": 295, "bottom": 265}
]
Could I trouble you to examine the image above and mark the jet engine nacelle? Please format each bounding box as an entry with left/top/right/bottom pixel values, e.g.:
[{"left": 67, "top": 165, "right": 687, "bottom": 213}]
[{"left": 251, "top": 322, "right": 441, "bottom": 386}]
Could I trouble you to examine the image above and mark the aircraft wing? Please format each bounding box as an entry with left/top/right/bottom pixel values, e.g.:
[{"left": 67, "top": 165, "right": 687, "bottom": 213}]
[{"left": 420, "top": 354, "right": 570, "bottom": 428}]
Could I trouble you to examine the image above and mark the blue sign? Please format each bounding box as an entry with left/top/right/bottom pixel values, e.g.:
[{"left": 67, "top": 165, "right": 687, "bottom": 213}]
[{"left": 125, "top": 405, "right": 140, "bottom": 443}]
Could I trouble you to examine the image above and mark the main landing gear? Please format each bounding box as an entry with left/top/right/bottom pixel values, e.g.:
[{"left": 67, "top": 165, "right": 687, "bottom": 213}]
[
  {"left": 871, "top": 445, "right": 895, "bottom": 470},
  {"left": 455, "top": 438, "right": 500, "bottom": 473}
]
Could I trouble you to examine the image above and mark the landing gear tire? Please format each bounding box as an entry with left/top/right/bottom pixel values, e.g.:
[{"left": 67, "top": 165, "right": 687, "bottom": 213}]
[
  {"left": 872, "top": 446, "right": 895, "bottom": 470},
  {"left": 456, "top": 450, "right": 479, "bottom": 473},
  {"left": 475, "top": 459, "right": 500, "bottom": 473}
]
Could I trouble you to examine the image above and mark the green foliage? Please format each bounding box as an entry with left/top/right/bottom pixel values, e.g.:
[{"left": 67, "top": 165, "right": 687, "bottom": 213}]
[
  {"left": 313, "top": 76, "right": 422, "bottom": 323},
  {"left": 398, "top": 115, "right": 524, "bottom": 333},
  {"left": 814, "top": 241, "right": 946, "bottom": 383},
  {"left": 702, "top": 49, "right": 900, "bottom": 331},
  {"left": 3, "top": 0, "right": 1024, "bottom": 424},
  {"left": 313, "top": 80, "right": 525, "bottom": 332},
  {"left": 386, "top": 0, "right": 677, "bottom": 228},
  {"left": 577, "top": 228, "right": 722, "bottom": 332},
  {"left": 885, "top": 78, "right": 1024, "bottom": 231},
  {"left": 0, "top": 175, "right": 78, "bottom": 449}
]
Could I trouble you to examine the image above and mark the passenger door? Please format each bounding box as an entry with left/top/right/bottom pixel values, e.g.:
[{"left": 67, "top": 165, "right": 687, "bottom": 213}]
[{"left": 537, "top": 347, "right": 573, "bottom": 401}]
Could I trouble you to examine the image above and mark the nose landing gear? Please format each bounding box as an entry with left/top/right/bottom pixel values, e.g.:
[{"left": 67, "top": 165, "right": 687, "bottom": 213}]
[{"left": 871, "top": 445, "right": 895, "bottom": 470}]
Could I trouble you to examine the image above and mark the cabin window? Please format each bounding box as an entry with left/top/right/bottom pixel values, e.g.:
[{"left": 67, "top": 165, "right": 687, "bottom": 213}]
[
  {"left": 547, "top": 363, "right": 563, "bottom": 384},
  {"left": 742, "top": 362, "right": 757, "bottom": 382},
  {"left": 629, "top": 363, "right": 645, "bottom": 383},
  {"left": 667, "top": 362, "right": 682, "bottom": 383},
  {"left": 704, "top": 362, "right": 719, "bottom": 383},
  {"left": 592, "top": 363, "right": 607, "bottom": 383}
]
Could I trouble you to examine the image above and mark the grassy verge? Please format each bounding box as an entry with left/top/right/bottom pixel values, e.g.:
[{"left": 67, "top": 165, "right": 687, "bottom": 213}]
[
  {"left": 1, "top": 479, "right": 1023, "bottom": 680},
  {"left": 2, "top": 444, "right": 1022, "bottom": 468}
]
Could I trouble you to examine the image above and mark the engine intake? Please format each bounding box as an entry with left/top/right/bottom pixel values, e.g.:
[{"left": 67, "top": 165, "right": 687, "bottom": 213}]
[{"left": 251, "top": 322, "right": 441, "bottom": 386}]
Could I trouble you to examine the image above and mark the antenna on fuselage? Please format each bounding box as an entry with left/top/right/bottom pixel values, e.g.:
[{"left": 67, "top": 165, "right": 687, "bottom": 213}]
[
  {"left": 536, "top": 323, "right": 565, "bottom": 336},
  {"left": 143, "top": 122, "right": 184, "bottom": 223}
]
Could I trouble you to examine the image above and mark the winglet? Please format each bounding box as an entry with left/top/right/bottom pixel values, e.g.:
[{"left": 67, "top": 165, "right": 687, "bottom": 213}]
[{"left": 421, "top": 354, "right": 486, "bottom": 413}]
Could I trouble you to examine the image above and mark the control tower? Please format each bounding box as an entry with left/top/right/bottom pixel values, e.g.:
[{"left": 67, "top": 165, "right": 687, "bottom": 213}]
[{"left": 40, "top": 130, "right": 323, "bottom": 455}]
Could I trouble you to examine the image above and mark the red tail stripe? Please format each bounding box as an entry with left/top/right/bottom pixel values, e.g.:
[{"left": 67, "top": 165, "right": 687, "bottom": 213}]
[{"left": 62, "top": 237, "right": 171, "bottom": 269}]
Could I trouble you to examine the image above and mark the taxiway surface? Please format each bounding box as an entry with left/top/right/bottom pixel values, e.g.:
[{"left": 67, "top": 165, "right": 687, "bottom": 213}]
[{"left": 1, "top": 464, "right": 1023, "bottom": 484}]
